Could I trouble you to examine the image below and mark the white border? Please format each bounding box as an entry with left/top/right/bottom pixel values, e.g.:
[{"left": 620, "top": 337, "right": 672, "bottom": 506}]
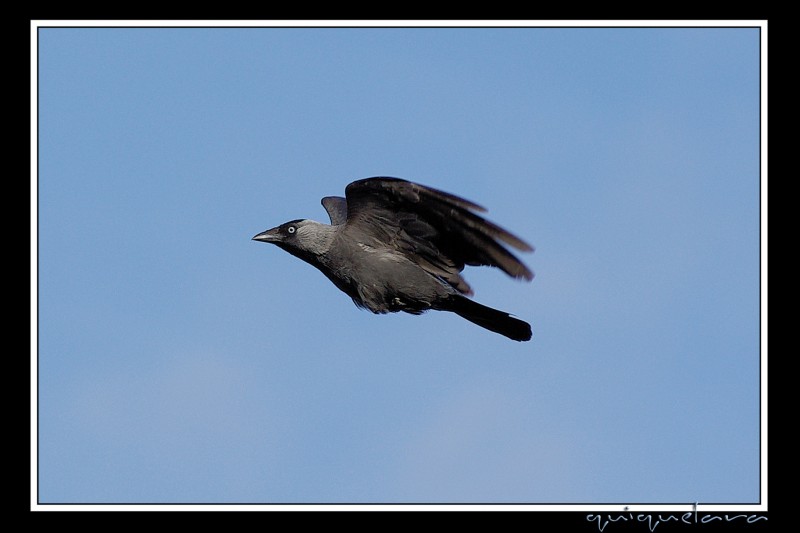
[
  {"left": 32, "top": 19, "right": 768, "bottom": 28},
  {"left": 31, "top": 19, "right": 40, "bottom": 512},
  {"left": 30, "top": 19, "right": 768, "bottom": 513}
]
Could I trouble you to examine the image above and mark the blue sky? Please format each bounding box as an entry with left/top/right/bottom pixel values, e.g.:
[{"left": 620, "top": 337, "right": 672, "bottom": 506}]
[{"left": 35, "top": 24, "right": 763, "bottom": 506}]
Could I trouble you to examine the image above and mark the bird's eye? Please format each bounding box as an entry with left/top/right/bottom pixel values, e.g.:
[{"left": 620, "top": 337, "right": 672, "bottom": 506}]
[{"left": 287, "top": 226, "right": 296, "bottom": 234}]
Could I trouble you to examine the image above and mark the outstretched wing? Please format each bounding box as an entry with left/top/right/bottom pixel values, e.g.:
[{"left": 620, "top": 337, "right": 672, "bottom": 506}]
[
  {"left": 321, "top": 196, "right": 348, "bottom": 225},
  {"left": 342, "top": 177, "right": 533, "bottom": 295}
]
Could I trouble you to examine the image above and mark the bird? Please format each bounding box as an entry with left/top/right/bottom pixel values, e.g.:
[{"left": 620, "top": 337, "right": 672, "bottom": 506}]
[{"left": 253, "top": 177, "right": 534, "bottom": 341}]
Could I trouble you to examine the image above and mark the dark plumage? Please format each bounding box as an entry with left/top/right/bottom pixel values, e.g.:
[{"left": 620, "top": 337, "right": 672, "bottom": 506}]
[{"left": 253, "top": 177, "right": 534, "bottom": 341}]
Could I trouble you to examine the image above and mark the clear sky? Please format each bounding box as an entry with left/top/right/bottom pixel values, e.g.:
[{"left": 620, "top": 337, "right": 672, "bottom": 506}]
[{"left": 35, "top": 24, "right": 763, "bottom": 505}]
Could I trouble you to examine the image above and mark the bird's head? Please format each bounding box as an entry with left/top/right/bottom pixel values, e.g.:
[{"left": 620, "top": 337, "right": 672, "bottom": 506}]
[{"left": 253, "top": 219, "right": 336, "bottom": 264}]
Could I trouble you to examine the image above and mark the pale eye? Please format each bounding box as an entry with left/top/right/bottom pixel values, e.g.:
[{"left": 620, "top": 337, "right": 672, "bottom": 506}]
[{"left": 287, "top": 226, "right": 296, "bottom": 234}]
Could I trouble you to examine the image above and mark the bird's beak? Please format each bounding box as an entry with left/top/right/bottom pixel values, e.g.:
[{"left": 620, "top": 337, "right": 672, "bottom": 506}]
[{"left": 252, "top": 227, "right": 281, "bottom": 243}]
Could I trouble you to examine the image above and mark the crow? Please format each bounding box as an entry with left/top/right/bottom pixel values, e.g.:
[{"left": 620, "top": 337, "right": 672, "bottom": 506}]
[{"left": 253, "top": 177, "right": 534, "bottom": 341}]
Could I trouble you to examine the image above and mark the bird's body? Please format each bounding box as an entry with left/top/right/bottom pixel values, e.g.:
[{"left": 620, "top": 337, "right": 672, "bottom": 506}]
[{"left": 253, "top": 177, "right": 534, "bottom": 341}]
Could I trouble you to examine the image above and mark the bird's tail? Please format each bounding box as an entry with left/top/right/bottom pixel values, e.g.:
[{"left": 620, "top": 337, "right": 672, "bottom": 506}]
[{"left": 442, "top": 296, "right": 532, "bottom": 342}]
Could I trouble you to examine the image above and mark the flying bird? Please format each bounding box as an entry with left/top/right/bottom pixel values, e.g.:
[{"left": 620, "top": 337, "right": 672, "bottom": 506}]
[{"left": 253, "top": 177, "right": 534, "bottom": 341}]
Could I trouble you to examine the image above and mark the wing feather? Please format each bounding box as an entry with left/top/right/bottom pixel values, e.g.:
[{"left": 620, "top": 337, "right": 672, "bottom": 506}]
[{"left": 341, "top": 177, "right": 534, "bottom": 293}]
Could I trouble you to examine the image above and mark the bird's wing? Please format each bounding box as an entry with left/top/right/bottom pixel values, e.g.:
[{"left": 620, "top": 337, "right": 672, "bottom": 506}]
[
  {"left": 343, "top": 177, "right": 533, "bottom": 294},
  {"left": 321, "top": 196, "right": 348, "bottom": 225}
]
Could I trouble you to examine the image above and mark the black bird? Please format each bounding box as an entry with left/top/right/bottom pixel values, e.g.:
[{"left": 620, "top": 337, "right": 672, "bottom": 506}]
[{"left": 253, "top": 177, "right": 534, "bottom": 341}]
